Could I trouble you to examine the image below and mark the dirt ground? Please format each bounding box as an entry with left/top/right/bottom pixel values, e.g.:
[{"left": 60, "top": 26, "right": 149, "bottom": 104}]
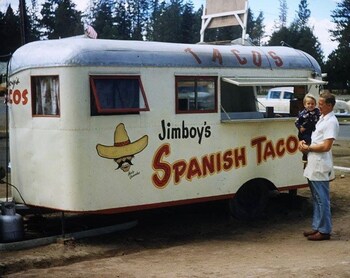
[{"left": 1, "top": 140, "right": 350, "bottom": 277}]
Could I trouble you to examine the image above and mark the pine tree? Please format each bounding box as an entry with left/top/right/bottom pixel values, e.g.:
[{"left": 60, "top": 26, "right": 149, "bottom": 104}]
[
  {"left": 147, "top": 0, "right": 166, "bottom": 41},
  {"left": 180, "top": 1, "right": 196, "bottom": 43},
  {"left": 90, "top": 0, "right": 117, "bottom": 39},
  {"left": 278, "top": 0, "right": 288, "bottom": 29},
  {"left": 269, "top": 0, "right": 323, "bottom": 66},
  {"left": 27, "top": 0, "right": 41, "bottom": 42},
  {"left": 330, "top": 0, "right": 350, "bottom": 48},
  {"left": 161, "top": 0, "right": 183, "bottom": 42},
  {"left": 114, "top": 0, "right": 132, "bottom": 40},
  {"left": 247, "top": 9, "right": 265, "bottom": 45},
  {"left": 325, "top": 0, "right": 350, "bottom": 89},
  {"left": 53, "top": 0, "right": 83, "bottom": 38},
  {"left": 40, "top": 0, "right": 58, "bottom": 38},
  {"left": 0, "top": 11, "right": 6, "bottom": 55},
  {"left": 40, "top": 0, "right": 83, "bottom": 39},
  {"left": 129, "top": 0, "right": 149, "bottom": 40},
  {"left": 191, "top": 5, "right": 202, "bottom": 43},
  {"left": 0, "top": 5, "right": 21, "bottom": 55},
  {"left": 295, "top": 0, "right": 311, "bottom": 27}
]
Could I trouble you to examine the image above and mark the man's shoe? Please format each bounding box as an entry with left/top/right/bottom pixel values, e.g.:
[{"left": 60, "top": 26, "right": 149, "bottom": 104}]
[
  {"left": 303, "top": 230, "right": 318, "bottom": 237},
  {"left": 307, "top": 232, "right": 330, "bottom": 241}
]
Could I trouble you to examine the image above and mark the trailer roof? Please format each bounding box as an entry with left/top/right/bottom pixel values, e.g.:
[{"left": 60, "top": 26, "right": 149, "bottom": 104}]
[{"left": 9, "top": 37, "right": 322, "bottom": 75}]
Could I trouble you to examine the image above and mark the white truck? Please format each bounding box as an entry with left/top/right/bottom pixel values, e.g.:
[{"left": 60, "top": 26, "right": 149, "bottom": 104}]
[
  {"left": 258, "top": 87, "right": 350, "bottom": 116},
  {"left": 258, "top": 87, "right": 294, "bottom": 116}
]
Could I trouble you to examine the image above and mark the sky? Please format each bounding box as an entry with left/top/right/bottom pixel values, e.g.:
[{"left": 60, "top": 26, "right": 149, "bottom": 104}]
[{"left": 1, "top": 0, "right": 339, "bottom": 57}]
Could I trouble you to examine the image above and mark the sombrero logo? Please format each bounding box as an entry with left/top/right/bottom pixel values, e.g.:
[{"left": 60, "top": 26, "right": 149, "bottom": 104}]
[{"left": 96, "top": 123, "right": 148, "bottom": 173}]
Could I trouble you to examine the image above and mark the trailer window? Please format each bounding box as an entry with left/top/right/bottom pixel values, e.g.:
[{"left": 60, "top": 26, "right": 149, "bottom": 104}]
[
  {"left": 90, "top": 75, "right": 149, "bottom": 115},
  {"left": 31, "top": 76, "right": 60, "bottom": 116},
  {"left": 176, "top": 76, "right": 217, "bottom": 113}
]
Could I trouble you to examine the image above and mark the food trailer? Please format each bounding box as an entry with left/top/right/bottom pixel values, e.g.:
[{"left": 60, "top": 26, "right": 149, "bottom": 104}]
[{"left": 7, "top": 38, "right": 325, "bottom": 218}]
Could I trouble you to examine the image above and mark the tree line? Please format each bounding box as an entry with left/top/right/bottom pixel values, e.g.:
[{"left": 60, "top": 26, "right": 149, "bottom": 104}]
[{"left": 0, "top": 0, "right": 349, "bottom": 90}]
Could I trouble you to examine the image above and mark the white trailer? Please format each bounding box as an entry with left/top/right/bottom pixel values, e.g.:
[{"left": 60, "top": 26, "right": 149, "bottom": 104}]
[{"left": 7, "top": 38, "right": 325, "bottom": 218}]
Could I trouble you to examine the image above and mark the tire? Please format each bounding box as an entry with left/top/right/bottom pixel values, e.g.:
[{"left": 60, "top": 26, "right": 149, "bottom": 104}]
[{"left": 229, "top": 180, "right": 270, "bottom": 221}]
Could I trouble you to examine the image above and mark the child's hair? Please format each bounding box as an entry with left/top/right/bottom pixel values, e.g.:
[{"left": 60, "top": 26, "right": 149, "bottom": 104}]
[{"left": 303, "top": 94, "right": 317, "bottom": 105}]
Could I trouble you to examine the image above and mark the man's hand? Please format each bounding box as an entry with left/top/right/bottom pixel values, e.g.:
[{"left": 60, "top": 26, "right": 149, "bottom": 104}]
[{"left": 298, "top": 140, "right": 308, "bottom": 153}]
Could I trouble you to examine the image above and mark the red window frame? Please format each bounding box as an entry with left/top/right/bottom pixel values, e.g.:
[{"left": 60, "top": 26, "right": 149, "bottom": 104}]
[
  {"left": 90, "top": 75, "right": 150, "bottom": 115},
  {"left": 175, "top": 76, "right": 217, "bottom": 114}
]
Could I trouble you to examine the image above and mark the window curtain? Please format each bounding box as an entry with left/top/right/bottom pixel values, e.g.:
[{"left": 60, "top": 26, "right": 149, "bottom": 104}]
[
  {"left": 35, "top": 76, "right": 59, "bottom": 115},
  {"left": 95, "top": 79, "right": 140, "bottom": 109}
]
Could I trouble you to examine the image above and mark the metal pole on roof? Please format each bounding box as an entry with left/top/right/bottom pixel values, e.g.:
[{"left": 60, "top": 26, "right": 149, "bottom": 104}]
[
  {"left": 241, "top": 1, "right": 249, "bottom": 44},
  {"left": 19, "top": 0, "right": 27, "bottom": 45},
  {"left": 200, "top": 3, "right": 206, "bottom": 43}
]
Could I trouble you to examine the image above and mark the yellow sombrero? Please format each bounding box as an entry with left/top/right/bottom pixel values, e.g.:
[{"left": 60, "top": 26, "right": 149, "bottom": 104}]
[{"left": 96, "top": 123, "right": 148, "bottom": 159}]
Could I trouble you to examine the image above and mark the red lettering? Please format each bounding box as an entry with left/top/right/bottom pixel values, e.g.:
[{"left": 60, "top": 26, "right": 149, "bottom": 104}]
[
  {"left": 234, "top": 147, "right": 247, "bottom": 168},
  {"left": 173, "top": 160, "right": 187, "bottom": 184},
  {"left": 216, "top": 151, "right": 222, "bottom": 172},
  {"left": 251, "top": 136, "right": 267, "bottom": 164},
  {"left": 8, "top": 89, "right": 29, "bottom": 106},
  {"left": 212, "top": 49, "right": 223, "bottom": 65},
  {"left": 186, "top": 158, "right": 202, "bottom": 180},
  {"left": 202, "top": 155, "right": 216, "bottom": 176},
  {"left": 22, "top": 89, "right": 28, "bottom": 105},
  {"left": 152, "top": 144, "right": 171, "bottom": 188},
  {"left": 223, "top": 150, "right": 233, "bottom": 171},
  {"left": 268, "top": 51, "right": 283, "bottom": 67},
  {"left": 286, "top": 136, "right": 298, "bottom": 153},
  {"left": 152, "top": 143, "right": 248, "bottom": 187},
  {"left": 252, "top": 51, "right": 262, "bottom": 67},
  {"left": 13, "top": 90, "right": 21, "bottom": 105},
  {"left": 263, "top": 140, "right": 276, "bottom": 161},
  {"left": 252, "top": 135, "right": 299, "bottom": 165},
  {"left": 276, "top": 138, "right": 286, "bottom": 156},
  {"left": 231, "top": 49, "right": 247, "bottom": 65},
  {"left": 186, "top": 47, "right": 284, "bottom": 68},
  {"left": 185, "top": 48, "right": 202, "bottom": 64}
]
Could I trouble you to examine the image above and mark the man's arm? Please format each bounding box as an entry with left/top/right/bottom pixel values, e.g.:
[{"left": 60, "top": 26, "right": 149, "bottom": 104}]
[{"left": 300, "top": 138, "right": 335, "bottom": 153}]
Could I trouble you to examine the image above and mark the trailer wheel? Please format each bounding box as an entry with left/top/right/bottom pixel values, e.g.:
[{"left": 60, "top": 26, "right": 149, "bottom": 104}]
[{"left": 229, "top": 180, "right": 270, "bottom": 221}]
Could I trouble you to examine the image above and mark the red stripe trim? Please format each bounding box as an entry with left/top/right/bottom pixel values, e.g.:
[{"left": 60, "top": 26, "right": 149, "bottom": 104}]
[
  {"left": 22, "top": 183, "right": 308, "bottom": 215},
  {"left": 114, "top": 140, "right": 131, "bottom": 147}
]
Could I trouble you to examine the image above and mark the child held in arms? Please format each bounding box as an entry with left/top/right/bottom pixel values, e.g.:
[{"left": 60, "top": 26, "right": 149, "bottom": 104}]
[{"left": 295, "top": 94, "right": 320, "bottom": 163}]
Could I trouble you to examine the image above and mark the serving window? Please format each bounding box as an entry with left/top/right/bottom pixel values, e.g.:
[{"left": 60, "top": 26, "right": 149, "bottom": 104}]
[
  {"left": 176, "top": 76, "right": 217, "bottom": 114},
  {"left": 90, "top": 75, "right": 149, "bottom": 115},
  {"left": 31, "top": 76, "right": 60, "bottom": 116}
]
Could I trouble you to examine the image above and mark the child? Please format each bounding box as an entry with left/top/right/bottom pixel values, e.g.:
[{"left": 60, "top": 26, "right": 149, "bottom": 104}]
[{"left": 295, "top": 94, "right": 320, "bottom": 163}]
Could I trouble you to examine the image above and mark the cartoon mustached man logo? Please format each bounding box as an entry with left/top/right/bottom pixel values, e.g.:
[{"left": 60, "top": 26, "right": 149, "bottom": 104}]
[{"left": 96, "top": 123, "right": 148, "bottom": 172}]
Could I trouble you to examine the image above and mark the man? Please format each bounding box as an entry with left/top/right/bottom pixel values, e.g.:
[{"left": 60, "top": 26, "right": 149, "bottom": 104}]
[{"left": 299, "top": 91, "right": 339, "bottom": 241}]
